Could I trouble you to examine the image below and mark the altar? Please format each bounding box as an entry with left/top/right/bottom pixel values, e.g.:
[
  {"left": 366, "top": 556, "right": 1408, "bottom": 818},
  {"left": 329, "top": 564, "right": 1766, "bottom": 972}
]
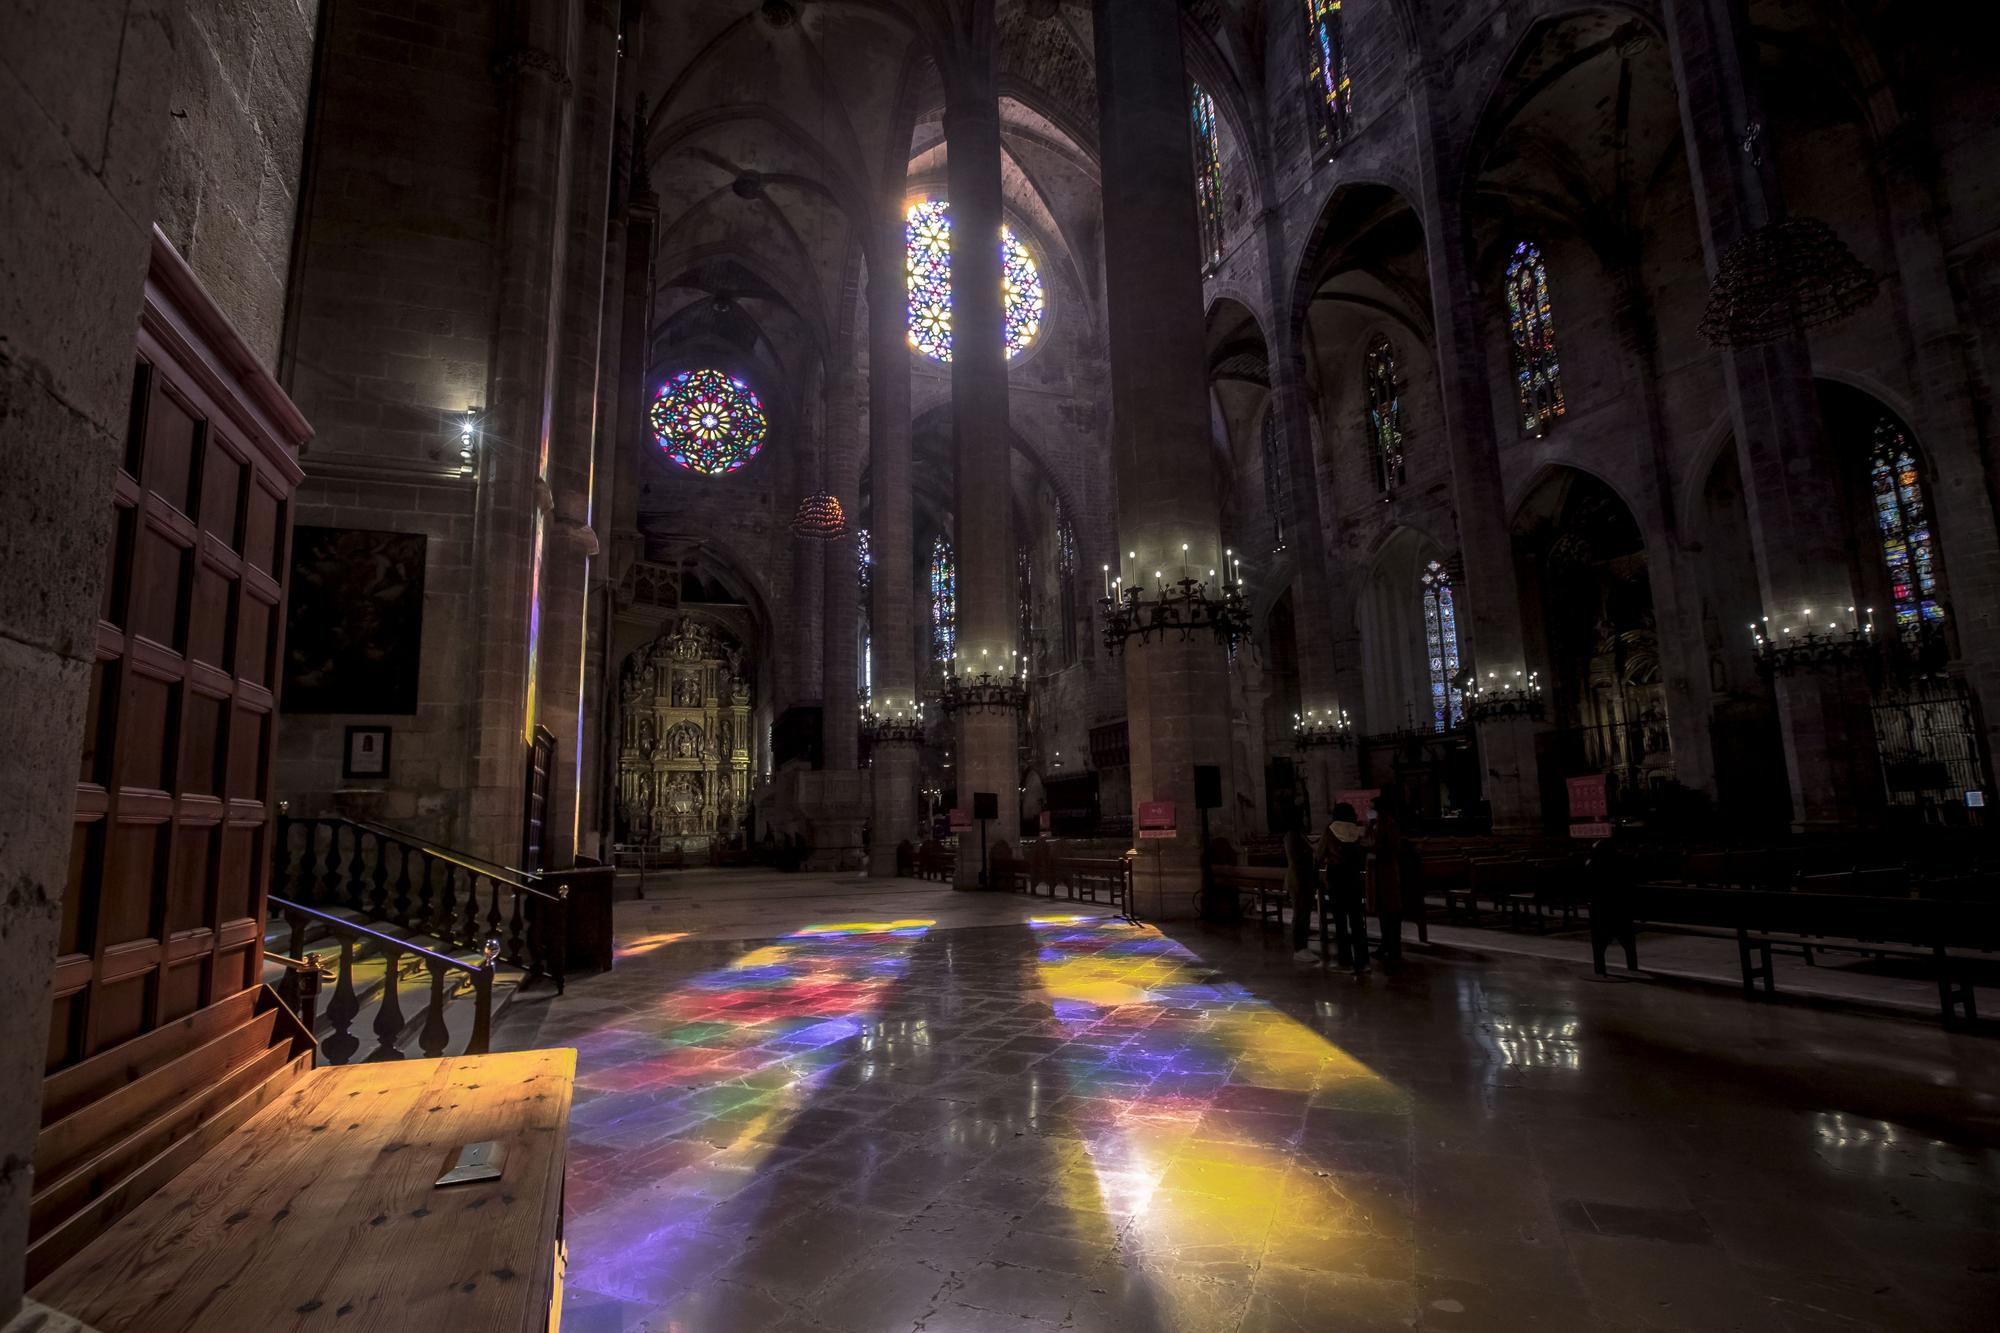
[{"left": 616, "top": 619, "right": 753, "bottom": 853}]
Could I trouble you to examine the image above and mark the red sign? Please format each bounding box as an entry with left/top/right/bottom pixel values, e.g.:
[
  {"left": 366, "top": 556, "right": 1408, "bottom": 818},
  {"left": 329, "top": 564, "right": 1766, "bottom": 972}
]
[
  {"left": 1570, "top": 821, "right": 1613, "bottom": 840},
  {"left": 1567, "top": 775, "right": 1609, "bottom": 821},
  {"left": 1335, "top": 788, "right": 1381, "bottom": 825},
  {"left": 948, "top": 808, "right": 972, "bottom": 831},
  {"left": 1038, "top": 810, "right": 1052, "bottom": 833},
  {"left": 1136, "top": 800, "right": 1176, "bottom": 839}
]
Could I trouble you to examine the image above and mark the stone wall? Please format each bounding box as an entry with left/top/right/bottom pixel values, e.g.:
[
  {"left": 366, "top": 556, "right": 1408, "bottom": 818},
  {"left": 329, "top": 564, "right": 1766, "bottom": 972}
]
[
  {"left": 272, "top": 0, "right": 505, "bottom": 848},
  {"left": 0, "top": 2, "right": 178, "bottom": 1319},
  {"left": 155, "top": 0, "right": 321, "bottom": 367}
]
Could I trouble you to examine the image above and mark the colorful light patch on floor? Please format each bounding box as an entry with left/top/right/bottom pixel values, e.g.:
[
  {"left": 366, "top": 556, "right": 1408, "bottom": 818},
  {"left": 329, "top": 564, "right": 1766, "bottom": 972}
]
[{"left": 546, "top": 909, "right": 1424, "bottom": 1330}]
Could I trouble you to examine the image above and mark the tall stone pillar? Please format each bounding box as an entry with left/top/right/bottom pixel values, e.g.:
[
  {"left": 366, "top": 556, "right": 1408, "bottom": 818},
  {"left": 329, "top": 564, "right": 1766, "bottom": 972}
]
[
  {"left": 1663, "top": 0, "right": 1875, "bottom": 827},
  {"left": 465, "top": 2, "right": 575, "bottom": 863},
  {"left": 821, "top": 357, "right": 863, "bottom": 771},
  {"left": 540, "top": 0, "right": 620, "bottom": 867},
  {"left": 945, "top": 60, "right": 1020, "bottom": 883},
  {"left": 868, "top": 232, "right": 923, "bottom": 872},
  {"left": 1410, "top": 82, "right": 1542, "bottom": 832},
  {"left": 1094, "top": 0, "right": 1237, "bottom": 913},
  {"left": 1262, "top": 211, "right": 1360, "bottom": 823},
  {"left": 580, "top": 19, "right": 655, "bottom": 859}
]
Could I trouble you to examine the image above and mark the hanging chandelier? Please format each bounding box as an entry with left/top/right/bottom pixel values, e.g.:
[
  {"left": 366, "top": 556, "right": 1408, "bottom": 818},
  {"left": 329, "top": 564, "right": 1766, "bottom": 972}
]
[
  {"left": 1465, "top": 670, "right": 1544, "bottom": 722},
  {"left": 1750, "top": 608, "right": 1875, "bottom": 676},
  {"left": 1293, "top": 708, "right": 1354, "bottom": 750},
  {"left": 935, "top": 651, "right": 1028, "bottom": 715},
  {"left": 860, "top": 696, "right": 927, "bottom": 745},
  {"left": 790, "top": 489, "right": 847, "bottom": 541},
  {"left": 1698, "top": 217, "right": 1877, "bottom": 348},
  {"left": 1099, "top": 546, "right": 1252, "bottom": 657}
]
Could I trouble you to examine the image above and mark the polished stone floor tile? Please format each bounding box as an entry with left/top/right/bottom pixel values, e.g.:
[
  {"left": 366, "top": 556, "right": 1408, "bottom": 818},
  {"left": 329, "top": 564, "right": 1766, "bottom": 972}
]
[{"left": 491, "top": 870, "right": 2000, "bottom": 1331}]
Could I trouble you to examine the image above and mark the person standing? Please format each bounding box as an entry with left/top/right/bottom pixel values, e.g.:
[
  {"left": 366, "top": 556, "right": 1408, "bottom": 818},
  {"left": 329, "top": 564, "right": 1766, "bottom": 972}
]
[
  {"left": 1285, "top": 814, "right": 1321, "bottom": 965},
  {"left": 1320, "top": 801, "right": 1369, "bottom": 974}
]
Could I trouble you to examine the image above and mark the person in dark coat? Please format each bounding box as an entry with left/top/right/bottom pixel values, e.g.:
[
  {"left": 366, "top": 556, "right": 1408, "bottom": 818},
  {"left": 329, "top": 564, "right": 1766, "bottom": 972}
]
[
  {"left": 1370, "top": 788, "right": 1412, "bottom": 964},
  {"left": 1318, "top": 801, "right": 1369, "bottom": 973},
  {"left": 1284, "top": 814, "right": 1321, "bottom": 964}
]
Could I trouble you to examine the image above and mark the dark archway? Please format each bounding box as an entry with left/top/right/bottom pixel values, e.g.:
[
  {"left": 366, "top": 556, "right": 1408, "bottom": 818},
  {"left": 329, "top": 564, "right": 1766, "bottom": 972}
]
[{"left": 1513, "top": 467, "right": 1674, "bottom": 826}]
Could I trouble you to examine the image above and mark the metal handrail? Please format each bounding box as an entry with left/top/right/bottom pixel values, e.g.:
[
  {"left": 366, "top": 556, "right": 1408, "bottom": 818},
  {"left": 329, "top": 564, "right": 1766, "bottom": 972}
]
[
  {"left": 337, "top": 818, "right": 567, "bottom": 900},
  {"left": 269, "top": 896, "right": 499, "bottom": 976}
]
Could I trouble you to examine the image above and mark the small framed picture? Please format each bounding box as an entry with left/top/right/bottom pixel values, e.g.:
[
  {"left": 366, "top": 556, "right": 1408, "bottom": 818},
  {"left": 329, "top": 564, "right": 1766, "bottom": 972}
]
[{"left": 343, "top": 725, "right": 392, "bottom": 779}]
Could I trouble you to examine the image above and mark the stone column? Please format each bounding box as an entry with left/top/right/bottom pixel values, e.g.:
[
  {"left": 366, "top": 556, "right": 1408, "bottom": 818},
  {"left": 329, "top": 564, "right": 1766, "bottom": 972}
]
[
  {"left": 1262, "top": 210, "right": 1360, "bottom": 822},
  {"left": 540, "top": 0, "right": 620, "bottom": 868},
  {"left": 1410, "top": 82, "right": 1542, "bottom": 832},
  {"left": 464, "top": 2, "right": 575, "bottom": 863},
  {"left": 1094, "top": 0, "right": 1238, "bottom": 913},
  {"left": 579, "top": 16, "right": 653, "bottom": 859},
  {"left": 945, "top": 57, "right": 1020, "bottom": 883},
  {"left": 868, "top": 234, "right": 923, "bottom": 872},
  {"left": 1663, "top": 0, "right": 1875, "bottom": 827},
  {"left": 821, "top": 355, "right": 863, "bottom": 771}
]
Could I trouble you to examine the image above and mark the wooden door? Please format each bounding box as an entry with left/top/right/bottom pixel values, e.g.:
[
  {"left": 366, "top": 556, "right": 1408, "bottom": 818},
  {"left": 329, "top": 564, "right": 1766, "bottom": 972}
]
[{"left": 49, "top": 230, "right": 309, "bottom": 1070}]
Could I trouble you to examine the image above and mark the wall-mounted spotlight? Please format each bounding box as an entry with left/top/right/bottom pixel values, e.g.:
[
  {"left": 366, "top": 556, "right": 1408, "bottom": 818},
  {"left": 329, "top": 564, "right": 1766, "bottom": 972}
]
[{"left": 457, "top": 407, "right": 480, "bottom": 473}]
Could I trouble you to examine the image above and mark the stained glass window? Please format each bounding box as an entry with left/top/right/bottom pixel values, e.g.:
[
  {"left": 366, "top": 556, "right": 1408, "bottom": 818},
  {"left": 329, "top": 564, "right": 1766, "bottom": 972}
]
[
  {"left": 1366, "top": 335, "right": 1405, "bottom": 491},
  {"left": 1018, "top": 544, "right": 1035, "bottom": 670},
  {"left": 905, "top": 198, "right": 1044, "bottom": 363},
  {"left": 1422, "top": 560, "right": 1464, "bottom": 732},
  {"left": 1505, "top": 241, "right": 1565, "bottom": 435},
  {"left": 1190, "top": 82, "right": 1227, "bottom": 268},
  {"left": 1261, "top": 410, "right": 1290, "bottom": 552},
  {"left": 651, "top": 368, "right": 768, "bottom": 475},
  {"left": 1869, "top": 417, "right": 1945, "bottom": 629},
  {"left": 930, "top": 534, "right": 956, "bottom": 665},
  {"left": 1057, "top": 505, "right": 1079, "bottom": 666},
  {"left": 857, "top": 528, "right": 872, "bottom": 701},
  {"left": 1304, "top": 1, "right": 1350, "bottom": 152}
]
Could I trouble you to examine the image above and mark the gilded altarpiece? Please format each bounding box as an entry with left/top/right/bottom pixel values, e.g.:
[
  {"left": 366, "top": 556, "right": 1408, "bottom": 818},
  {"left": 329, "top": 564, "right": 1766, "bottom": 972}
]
[{"left": 616, "top": 621, "right": 752, "bottom": 851}]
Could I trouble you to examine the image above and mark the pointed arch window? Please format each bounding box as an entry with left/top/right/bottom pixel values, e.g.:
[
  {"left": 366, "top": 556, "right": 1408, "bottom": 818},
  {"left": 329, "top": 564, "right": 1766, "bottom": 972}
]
[
  {"left": 857, "top": 528, "right": 873, "bottom": 701},
  {"left": 1261, "top": 410, "right": 1290, "bottom": 553},
  {"left": 930, "top": 534, "right": 956, "bottom": 666},
  {"left": 1365, "top": 335, "right": 1406, "bottom": 491},
  {"left": 1190, "top": 82, "right": 1227, "bottom": 268},
  {"left": 1056, "top": 505, "right": 1079, "bottom": 666},
  {"left": 1505, "top": 241, "right": 1565, "bottom": 435},
  {"left": 1422, "top": 560, "right": 1464, "bottom": 732},
  {"left": 1869, "top": 417, "right": 1946, "bottom": 630},
  {"left": 1303, "top": 1, "right": 1351, "bottom": 152}
]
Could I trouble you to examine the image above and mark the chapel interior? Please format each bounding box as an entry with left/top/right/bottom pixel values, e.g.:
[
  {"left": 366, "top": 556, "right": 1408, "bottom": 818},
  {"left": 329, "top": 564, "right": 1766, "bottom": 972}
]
[{"left": 3, "top": 1, "right": 1999, "bottom": 1330}]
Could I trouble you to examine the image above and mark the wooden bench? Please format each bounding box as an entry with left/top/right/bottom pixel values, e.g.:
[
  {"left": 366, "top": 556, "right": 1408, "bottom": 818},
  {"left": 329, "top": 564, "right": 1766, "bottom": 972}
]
[
  {"left": 1006, "top": 852, "right": 1137, "bottom": 920},
  {"left": 33, "top": 1050, "right": 575, "bottom": 1332},
  {"left": 1211, "top": 864, "right": 1291, "bottom": 927},
  {"left": 916, "top": 839, "right": 957, "bottom": 881},
  {"left": 1592, "top": 883, "right": 1999, "bottom": 1026}
]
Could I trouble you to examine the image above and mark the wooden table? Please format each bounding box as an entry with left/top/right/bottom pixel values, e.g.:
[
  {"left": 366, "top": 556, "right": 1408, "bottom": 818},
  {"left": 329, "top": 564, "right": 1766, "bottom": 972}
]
[{"left": 33, "top": 1050, "right": 575, "bottom": 1332}]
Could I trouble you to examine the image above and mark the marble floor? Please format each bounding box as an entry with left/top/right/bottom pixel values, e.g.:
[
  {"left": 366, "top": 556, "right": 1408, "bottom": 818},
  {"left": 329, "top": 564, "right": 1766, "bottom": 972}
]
[{"left": 495, "top": 870, "right": 2000, "bottom": 1332}]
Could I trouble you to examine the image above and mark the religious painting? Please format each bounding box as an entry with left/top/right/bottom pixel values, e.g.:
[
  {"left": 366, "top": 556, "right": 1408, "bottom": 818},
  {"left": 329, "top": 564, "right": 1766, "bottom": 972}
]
[{"left": 282, "top": 526, "right": 427, "bottom": 714}]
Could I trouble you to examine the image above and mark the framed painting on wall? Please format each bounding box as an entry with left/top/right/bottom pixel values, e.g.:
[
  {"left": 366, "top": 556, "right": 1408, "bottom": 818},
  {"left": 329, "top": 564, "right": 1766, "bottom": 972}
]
[
  {"left": 343, "top": 725, "right": 392, "bottom": 778},
  {"left": 282, "top": 526, "right": 427, "bottom": 713}
]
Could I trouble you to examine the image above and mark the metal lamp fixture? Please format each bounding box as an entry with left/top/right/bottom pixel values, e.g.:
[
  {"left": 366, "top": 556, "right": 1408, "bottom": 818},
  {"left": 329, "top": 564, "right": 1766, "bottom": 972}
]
[
  {"left": 860, "top": 695, "right": 927, "bottom": 744},
  {"left": 1466, "top": 669, "right": 1544, "bottom": 722},
  {"left": 1751, "top": 606, "right": 1875, "bottom": 676},
  {"left": 790, "top": 488, "right": 847, "bottom": 541},
  {"left": 1293, "top": 708, "right": 1354, "bottom": 750},
  {"left": 936, "top": 648, "right": 1028, "bottom": 715},
  {"left": 1099, "top": 545, "right": 1252, "bottom": 657}
]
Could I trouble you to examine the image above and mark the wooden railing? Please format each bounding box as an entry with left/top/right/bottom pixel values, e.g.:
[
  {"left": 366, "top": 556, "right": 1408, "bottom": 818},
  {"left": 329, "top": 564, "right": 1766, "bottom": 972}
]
[
  {"left": 273, "top": 815, "right": 568, "bottom": 991},
  {"left": 270, "top": 896, "right": 497, "bottom": 1064}
]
